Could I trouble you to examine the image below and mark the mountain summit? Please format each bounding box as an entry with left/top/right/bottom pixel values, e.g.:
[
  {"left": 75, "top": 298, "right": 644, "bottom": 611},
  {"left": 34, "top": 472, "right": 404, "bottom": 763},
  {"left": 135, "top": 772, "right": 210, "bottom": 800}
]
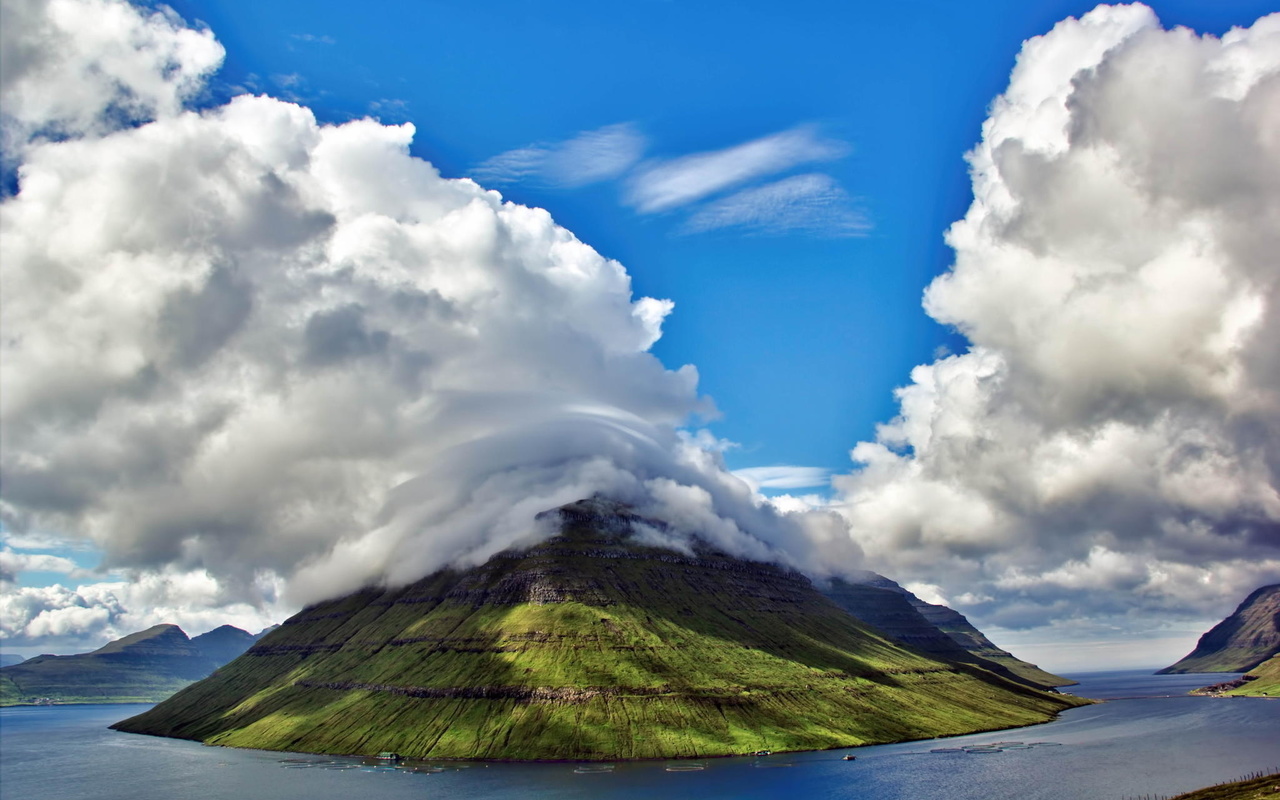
[
  {"left": 1159, "top": 584, "right": 1280, "bottom": 674},
  {"left": 113, "top": 498, "right": 1081, "bottom": 760}
]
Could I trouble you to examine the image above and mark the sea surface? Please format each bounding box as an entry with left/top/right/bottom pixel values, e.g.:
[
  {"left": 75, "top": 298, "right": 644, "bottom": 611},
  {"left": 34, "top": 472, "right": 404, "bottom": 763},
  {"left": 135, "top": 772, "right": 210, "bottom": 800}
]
[{"left": 1, "top": 670, "right": 1277, "bottom": 800}]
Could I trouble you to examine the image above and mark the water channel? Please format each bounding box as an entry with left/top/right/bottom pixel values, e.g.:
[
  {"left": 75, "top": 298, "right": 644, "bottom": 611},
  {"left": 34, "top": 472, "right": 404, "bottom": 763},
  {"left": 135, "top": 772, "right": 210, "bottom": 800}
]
[{"left": 2, "top": 670, "right": 1276, "bottom": 800}]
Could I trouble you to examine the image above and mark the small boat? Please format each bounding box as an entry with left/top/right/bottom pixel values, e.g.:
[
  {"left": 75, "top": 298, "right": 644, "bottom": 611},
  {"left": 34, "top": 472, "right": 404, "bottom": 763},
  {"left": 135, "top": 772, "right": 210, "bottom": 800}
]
[
  {"left": 374, "top": 752, "right": 402, "bottom": 762},
  {"left": 751, "top": 750, "right": 772, "bottom": 757},
  {"left": 842, "top": 755, "right": 857, "bottom": 761}
]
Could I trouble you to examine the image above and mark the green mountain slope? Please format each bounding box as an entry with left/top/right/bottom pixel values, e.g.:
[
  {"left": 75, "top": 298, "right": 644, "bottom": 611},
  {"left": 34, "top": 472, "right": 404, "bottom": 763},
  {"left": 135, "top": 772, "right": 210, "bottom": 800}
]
[
  {"left": 113, "top": 499, "right": 1083, "bottom": 760},
  {"left": 1159, "top": 584, "right": 1280, "bottom": 674},
  {"left": 1, "top": 623, "right": 261, "bottom": 705},
  {"left": 832, "top": 572, "right": 1075, "bottom": 688},
  {"left": 1192, "top": 655, "right": 1280, "bottom": 697},
  {"left": 1226, "top": 655, "right": 1280, "bottom": 696}
]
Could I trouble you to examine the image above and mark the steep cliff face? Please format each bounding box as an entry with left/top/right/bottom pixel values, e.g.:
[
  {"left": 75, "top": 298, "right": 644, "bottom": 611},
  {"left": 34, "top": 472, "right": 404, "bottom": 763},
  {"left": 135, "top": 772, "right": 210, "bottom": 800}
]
[
  {"left": 1159, "top": 584, "right": 1280, "bottom": 674},
  {"left": 113, "top": 499, "right": 1082, "bottom": 760},
  {"left": 821, "top": 580, "right": 976, "bottom": 661},
  {"left": 827, "top": 572, "right": 1075, "bottom": 688}
]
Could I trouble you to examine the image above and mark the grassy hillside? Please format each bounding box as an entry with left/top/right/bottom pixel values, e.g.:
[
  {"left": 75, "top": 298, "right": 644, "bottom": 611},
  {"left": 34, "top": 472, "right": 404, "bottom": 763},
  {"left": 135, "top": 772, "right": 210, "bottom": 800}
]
[
  {"left": 1221, "top": 655, "right": 1280, "bottom": 697},
  {"left": 114, "top": 500, "right": 1083, "bottom": 760},
  {"left": 1170, "top": 771, "right": 1280, "bottom": 800}
]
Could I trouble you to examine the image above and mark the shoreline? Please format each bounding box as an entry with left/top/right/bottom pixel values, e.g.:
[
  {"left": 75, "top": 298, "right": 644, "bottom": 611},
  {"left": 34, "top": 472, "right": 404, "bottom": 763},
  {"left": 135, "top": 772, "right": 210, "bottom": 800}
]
[{"left": 107, "top": 700, "right": 1088, "bottom": 764}]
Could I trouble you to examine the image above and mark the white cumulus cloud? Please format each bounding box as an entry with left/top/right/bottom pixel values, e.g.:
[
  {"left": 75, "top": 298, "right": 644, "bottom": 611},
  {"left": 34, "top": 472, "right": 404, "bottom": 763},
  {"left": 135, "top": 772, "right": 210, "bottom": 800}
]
[
  {"left": 834, "top": 5, "right": 1280, "bottom": 633},
  {"left": 0, "top": 569, "right": 285, "bottom": 653},
  {"left": 0, "top": 0, "right": 859, "bottom": 643},
  {"left": 0, "top": 0, "right": 223, "bottom": 153}
]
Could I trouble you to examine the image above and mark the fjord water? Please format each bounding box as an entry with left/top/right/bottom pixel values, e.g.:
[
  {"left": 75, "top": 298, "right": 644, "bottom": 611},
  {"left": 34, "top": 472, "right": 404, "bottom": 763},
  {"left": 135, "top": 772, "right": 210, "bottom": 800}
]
[{"left": 2, "top": 671, "right": 1276, "bottom": 800}]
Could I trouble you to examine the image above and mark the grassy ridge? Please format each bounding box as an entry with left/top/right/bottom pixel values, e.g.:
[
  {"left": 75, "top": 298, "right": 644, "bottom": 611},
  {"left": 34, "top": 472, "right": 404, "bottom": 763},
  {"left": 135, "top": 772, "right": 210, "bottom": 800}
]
[
  {"left": 115, "top": 504, "right": 1083, "bottom": 759},
  {"left": 1168, "top": 771, "right": 1280, "bottom": 800},
  {"left": 1225, "top": 656, "right": 1280, "bottom": 697}
]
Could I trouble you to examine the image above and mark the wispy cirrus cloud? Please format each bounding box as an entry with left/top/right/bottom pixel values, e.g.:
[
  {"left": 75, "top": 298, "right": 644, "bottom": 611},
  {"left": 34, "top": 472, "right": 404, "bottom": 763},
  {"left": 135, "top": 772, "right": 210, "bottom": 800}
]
[
  {"left": 472, "top": 122, "right": 862, "bottom": 238},
  {"left": 472, "top": 123, "right": 647, "bottom": 187},
  {"left": 683, "top": 173, "right": 868, "bottom": 236},
  {"left": 368, "top": 98, "right": 410, "bottom": 123},
  {"left": 733, "top": 465, "right": 832, "bottom": 491},
  {"left": 625, "top": 125, "right": 847, "bottom": 213},
  {"left": 291, "top": 33, "right": 335, "bottom": 45}
]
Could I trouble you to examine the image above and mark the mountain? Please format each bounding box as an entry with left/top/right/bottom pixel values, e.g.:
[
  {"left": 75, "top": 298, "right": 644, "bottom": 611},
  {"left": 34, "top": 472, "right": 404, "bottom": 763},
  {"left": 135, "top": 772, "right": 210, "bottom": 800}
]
[
  {"left": 0, "top": 623, "right": 261, "bottom": 705},
  {"left": 1158, "top": 584, "right": 1280, "bottom": 674},
  {"left": 0, "top": 654, "right": 23, "bottom": 667},
  {"left": 826, "top": 572, "right": 1075, "bottom": 688},
  {"left": 113, "top": 498, "right": 1083, "bottom": 760},
  {"left": 191, "top": 625, "right": 260, "bottom": 665}
]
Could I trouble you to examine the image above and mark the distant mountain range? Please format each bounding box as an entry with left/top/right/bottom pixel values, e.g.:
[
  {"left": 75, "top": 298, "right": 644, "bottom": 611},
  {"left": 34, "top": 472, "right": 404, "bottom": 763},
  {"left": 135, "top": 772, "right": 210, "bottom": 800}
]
[
  {"left": 113, "top": 498, "right": 1083, "bottom": 761},
  {"left": 0, "top": 654, "right": 24, "bottom": 668},
  {"left": 1159, "top": 584, "right": 1280, "bottom": 675},
  {"left": 0, "top": 623, "right": 268, "bottom": 705}
]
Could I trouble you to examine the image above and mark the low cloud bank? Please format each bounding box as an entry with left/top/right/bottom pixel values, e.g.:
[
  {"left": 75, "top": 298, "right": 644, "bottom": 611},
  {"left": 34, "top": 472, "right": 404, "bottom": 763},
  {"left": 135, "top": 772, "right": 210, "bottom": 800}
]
[{"left": 834, "top": 4, "right": 1280, "bottom": 629}]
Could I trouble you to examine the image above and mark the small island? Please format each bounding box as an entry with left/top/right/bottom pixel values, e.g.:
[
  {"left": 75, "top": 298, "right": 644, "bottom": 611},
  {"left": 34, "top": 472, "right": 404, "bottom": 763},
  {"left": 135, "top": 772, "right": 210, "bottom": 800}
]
[{"left": 112, "top": 500, "right": 1084, "bottom": 761}]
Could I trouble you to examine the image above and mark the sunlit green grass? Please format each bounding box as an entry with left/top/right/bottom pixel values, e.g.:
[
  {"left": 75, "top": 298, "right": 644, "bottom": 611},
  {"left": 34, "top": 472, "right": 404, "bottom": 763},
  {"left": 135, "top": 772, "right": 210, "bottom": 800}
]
[{"left": 1225, "top": 655, "right": 1280, "bottom": 697}]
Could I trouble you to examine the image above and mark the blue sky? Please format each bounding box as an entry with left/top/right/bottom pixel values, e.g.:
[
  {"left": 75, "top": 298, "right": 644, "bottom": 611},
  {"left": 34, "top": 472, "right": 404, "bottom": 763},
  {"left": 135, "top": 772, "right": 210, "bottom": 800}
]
[
  {"left": 162, "top": 0, "right": 1271, "bottom": 479},
  {"left": 3, "top": 0, "right": 1279, "bottom": 670}
]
